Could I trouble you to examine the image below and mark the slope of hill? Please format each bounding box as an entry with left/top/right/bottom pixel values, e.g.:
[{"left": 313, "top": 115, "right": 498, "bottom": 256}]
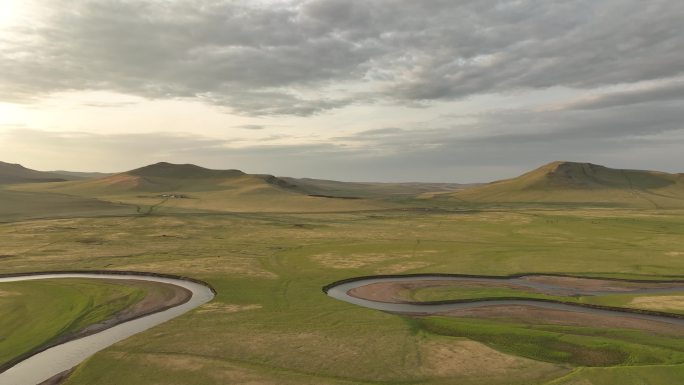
[
  {"left": 280, "top": 177, "right": 474, "bottom": 198},
  {"left": 49, "top": 170, "right": 114, "bottom": 179},
  {"left": 0, "top": 161, "right": 73, "bottom": 184},
  {"left": 12, "top": 162, "right": 393, "bottom": 213},
  {"left": 443, "top": 161, "right": 684, "bottom": 208}
]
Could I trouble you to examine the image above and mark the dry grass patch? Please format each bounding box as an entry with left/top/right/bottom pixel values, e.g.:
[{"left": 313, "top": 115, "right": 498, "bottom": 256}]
[
  {"left": 420, "top": 339, "right": 565, "bottom": 382},
  {"left": 379, "top": 261, "right": 433, "bottom": 274},
  {"left": 454, "top": 212, "right": 534, "bottom": 224},
  {"left": 310, "top": 252, "right": 398, "bottom": 269},
  {"left": 142, "top": 353, "right": 283, "bottom": 384},
  {"left": 629, "top": 296, "right": 684, "bottom": 311},
  {"left": 197, "top": 303, "right": 262, "bottom": 314},
  {"left": 121, "top": 257, "right": 277, "bottom": 279},
  {"left": 311, "top": 251, "right": 437, "bottom": 270}
]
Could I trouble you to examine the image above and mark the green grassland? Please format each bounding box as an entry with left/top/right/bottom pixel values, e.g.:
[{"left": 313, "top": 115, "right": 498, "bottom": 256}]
[
  {"left": 0, "top": 188, "right": 137, "bottom": 222},
  {"left": 2, "top": 206, "right": 684, "bottom": 384},
  {"left": 435, "top": 161, "right": 684, "bottom": 208},
  {"left": 0, "top": 278, "right": 149, "bottom": 366},
  {"left": 3, "top": 161, "right": 684, "bottom": 384}
]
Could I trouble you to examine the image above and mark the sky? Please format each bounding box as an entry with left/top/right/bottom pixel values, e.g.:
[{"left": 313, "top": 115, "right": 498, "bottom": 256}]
[{"left": 1, "top": 0, "right": 683, "bottom": 182}]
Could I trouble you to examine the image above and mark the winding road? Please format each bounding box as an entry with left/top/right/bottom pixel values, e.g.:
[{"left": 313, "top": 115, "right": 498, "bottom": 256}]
[{"left": 0, "top": 272, "right": 215, "bottom": 385}]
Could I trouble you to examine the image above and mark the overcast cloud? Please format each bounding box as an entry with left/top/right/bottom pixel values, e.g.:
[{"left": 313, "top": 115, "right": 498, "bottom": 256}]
[{"left": 0, "top": 0, "right": 683, "bottom": 181}]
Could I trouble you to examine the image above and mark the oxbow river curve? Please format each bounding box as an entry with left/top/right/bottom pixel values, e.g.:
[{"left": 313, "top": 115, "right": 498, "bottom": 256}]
[
  {"left": 0, "top": 272, "right": 215, "bottom": 385},
  {"left": 324, "top": 274, "right": 684, "bottom": 326}
]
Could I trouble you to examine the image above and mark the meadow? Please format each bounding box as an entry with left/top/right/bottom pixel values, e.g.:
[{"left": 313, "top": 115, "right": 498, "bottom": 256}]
[
  {"left": 2, "top": 202, "right": 684, "bottom": 384},
  {"left": 0, "top": 279, "right": 149, "bottom": 368}
]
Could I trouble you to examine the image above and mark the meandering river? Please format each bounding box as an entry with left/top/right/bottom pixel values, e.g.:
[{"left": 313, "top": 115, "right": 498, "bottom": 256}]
[
  {"left": 0, "top": 273, "right": 214, "bottom": 385},
  {"left": 5, "top": 273, "right": 684, "bottom": 385},
  {"left": 325, "top": 275, "right": 684, "bottom": 325}
]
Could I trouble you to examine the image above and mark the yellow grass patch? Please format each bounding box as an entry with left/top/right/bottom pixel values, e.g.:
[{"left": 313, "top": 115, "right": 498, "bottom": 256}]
[
  {"left": 310, "top": 252, "right": 399, "bottom": 269},
  {"left": 121, "top": 257, "right": 277, "bottom": 279},
  {"left": 420, "top": 339, "right": 564, "bottom": 381},
  {"left": 0, "top": 290, "right": 20, "bottom": 297},
  {"left": 196, "top": 303, "right": 262, "bottom": 314},
  {"left": 142, "top": 354, "right": 279, "bottom": 384},
  {"left": 454, "top": 212, "right": 533, "bottom": 224},
  {"left": 311, "top": 251, "right": 437, "bottom": 270},
  {"left": 378, "top": 261, "right": 432, "bottom": 274},
  {"left": 629, "top": 296, "right": 684, "bottom": 311}
]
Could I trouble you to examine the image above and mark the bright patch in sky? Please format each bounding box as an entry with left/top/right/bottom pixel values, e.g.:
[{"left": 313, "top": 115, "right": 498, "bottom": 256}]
[{"left": 0, "top": 0, "right": 23, "bottom": 29}]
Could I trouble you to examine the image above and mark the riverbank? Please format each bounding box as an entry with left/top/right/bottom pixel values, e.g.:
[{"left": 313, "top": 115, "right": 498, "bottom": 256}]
[{"left": 0, "top": 272, "right": 215, "bottom": 385}]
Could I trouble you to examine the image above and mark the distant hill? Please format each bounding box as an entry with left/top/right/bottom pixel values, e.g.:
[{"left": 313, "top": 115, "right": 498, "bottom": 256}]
[
  {"left": 0, "top": 161, "right": 72, "bottom": 184},
  {"left": 443, "top": 161, "right": 684, "bottom": 208},
  {"left": 13, "top": 162, "right": 392, "bottom": 213},
  {"left": 281, "top": 177, "right": 474, "bottom": 198},
  {"left": 37, "top": 162, "right": 296, "bottom": 194},
  {"left": 49, "top": 170, "right": 114, "bottom": 179}
]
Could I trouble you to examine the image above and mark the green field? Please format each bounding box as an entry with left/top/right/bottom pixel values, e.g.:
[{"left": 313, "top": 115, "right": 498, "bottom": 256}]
[
  {"left": 2, "top": 206, "right": 684, "bottom": 384},
  {"left": 0, "top": 278, "right": 149, "bottom": 367},
  {"left": 2, "top": 162, "right": 684, "bottom": 384}
]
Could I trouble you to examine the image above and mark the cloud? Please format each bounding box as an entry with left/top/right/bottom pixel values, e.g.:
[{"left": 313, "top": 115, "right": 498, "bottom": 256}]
[
  {"left": 237, "top": 125, "right": 266, "bottom": 130},
  {"left": 4, "top": 96, "right": 684, "bottom": 181},
  {"left": 1, "top": 0, "right": 683, "bottom": 115},
  {"left": 82, "top": 101, "right": 139, "bottom": 108},
  {"left": 556, "top": 81, "right": 684, "bottom": 110}
]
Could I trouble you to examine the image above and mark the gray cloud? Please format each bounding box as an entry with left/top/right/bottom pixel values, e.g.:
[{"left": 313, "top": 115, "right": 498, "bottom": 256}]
[
  {"left": 559, "top": 81, "right": 684, "bottom": 110},
  {"left": 82, "top": 101, "right": 139, "bottom": 108},
  {"left": 237, "top": 125, "right": 266, "bottom": 130},
  {"left": 1, "top": 1, "right": 683, "bottom": 115},
  {"left": 4, "top": 96, "right": 684, "bottom": 181}
]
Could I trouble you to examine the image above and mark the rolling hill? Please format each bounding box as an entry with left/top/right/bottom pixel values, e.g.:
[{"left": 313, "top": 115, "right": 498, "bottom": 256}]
[
  {"left": 280, "top": 177, "right": 473, "bottom": 198},
  {"left": 0, "top": 161, "right": 112, "bottom": 185},
  {"left": 47, "top": 170, "right": 114, "bottom": 179},
  {"left": 0, "top": 161, "right": 74, "bottom": 184},
  {"left": 11, "top": 162, "right": 394, "bottom": 213},
  {"left": 441, "top": 161, "right": 684, "bottom": 208}
]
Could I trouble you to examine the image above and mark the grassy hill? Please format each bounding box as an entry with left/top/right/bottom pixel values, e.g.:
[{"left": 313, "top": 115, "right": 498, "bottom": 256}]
[
  {"left": 48, "top": 170, "right": 114, "bottom": 179},
  {"left": 12, "top": 162, "right": 393, "bottom": 213},
  {"left": 0, "top": 161, "right": 111, "bottom": 185},
  {"left": 280, "top": 177, "right": 473, "bottom": 199},
  {"left": 439, "top": 161, "right": 684, "bottom": 208},
  {"left": 0, "top": 161, "right": 74, "bottom": 184}
]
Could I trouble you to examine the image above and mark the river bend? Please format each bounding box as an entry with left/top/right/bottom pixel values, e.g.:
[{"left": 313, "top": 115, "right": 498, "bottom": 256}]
[{"left": 0, "top": 272, "right": 214, "bottom": 385}]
